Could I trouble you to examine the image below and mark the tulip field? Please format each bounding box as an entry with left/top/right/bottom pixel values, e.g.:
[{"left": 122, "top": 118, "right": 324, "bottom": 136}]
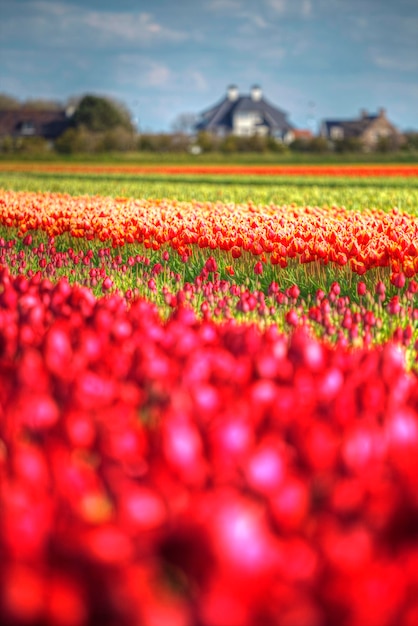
[{"left": 1, "top": 162, "right": 418, "bottom": 626}]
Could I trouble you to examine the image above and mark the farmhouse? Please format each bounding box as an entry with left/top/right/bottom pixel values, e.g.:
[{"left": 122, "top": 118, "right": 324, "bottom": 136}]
[
  {"left": 320, "top": 108, "right": 402, "bottom": 150},
  {"left": 195, "top": 85, "right": 294, "bottom": 142},
  {"left": 0, "top": 108, "right": 72, "bottom": 142}
]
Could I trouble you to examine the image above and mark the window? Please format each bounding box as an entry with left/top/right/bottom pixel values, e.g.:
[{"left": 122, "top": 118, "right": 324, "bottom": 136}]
[
  {"left": 233, "top": 112, "right": 261, "bottom": 136},
  {"left": 20, "top": 121, "right": 35, "bottom": 136},
  {"left": 330, "top": 126, "right": 344, "bottom": 140}
]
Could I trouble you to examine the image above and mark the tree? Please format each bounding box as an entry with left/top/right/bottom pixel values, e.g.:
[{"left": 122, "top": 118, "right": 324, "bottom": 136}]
[
  {"left": 333, "top": 137, "right": 363, "bottom": 153},
  {"left": 403, "top": 132, "right": 418, "bottom": 151},
  {"left": 195, "top": 131, "right": 217, "bottom": 152},
  {"left": 220, "top": 135, "right": 238, "bottom": 153},
  {"left": 304, "top": 137, "right": 331, "bottom": 153},
  {"left": 0, "top": 136, "right": 14, "bottom": 152},
  {"left": 376, "top": 134, "right": 404, "bottom": 153},
  {"left": 289, "top": 138, "right": 310, "bottom": 152},
  {"left": 266, "top": 136, "right": 288, "bottom": 153},
  {"left": 171, "top": 113, "right": 197, "bottom": 135},
  {"left": 137, "top": 132, "right": 189, "bottom": 152},
  {"left": 15, "top": 136, "right": 50, "bottom": 154},
  {"left": 236, "top": 135, "right": 267, "bottom": 153},
  {"left": 55, "top": 127, "right": 101, "bottom": 154},
  {"left": 0, "top": 94, "right": 20, "bottom": 110},
  {"left": 99, "top": 127, "right": 137, "bottom": 152},
  {"left": 73, "top": 95, "right": 134, "bottom": 133}
]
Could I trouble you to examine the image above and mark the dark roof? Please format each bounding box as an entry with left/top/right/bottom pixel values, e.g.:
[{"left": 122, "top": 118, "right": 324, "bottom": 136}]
[
  {"left": 196, "top": 92, "right": 293, "bottom": 133},
  {"left": 323, "top": 115, "right": 379, "bottom": 138},
  {"left": 0, "top": 109, "right": 71, "bottom": 139},
  {"left": 293, "top": 129, "right": 314, "bottom": 139}
]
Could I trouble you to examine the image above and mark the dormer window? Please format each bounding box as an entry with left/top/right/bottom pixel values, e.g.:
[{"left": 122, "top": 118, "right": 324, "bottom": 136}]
[{"left": 20, "top": 121, "right": 35, "bottom": 135}]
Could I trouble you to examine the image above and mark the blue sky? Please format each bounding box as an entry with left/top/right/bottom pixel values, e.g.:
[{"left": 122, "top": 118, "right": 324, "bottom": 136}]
[{"left": 1, "top": 0, "right": 417, "bottom": 132}]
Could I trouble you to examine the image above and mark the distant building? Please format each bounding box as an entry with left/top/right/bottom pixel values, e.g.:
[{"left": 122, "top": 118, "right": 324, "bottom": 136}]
[
  {"left": 195, "top": 85, "right": 294, "bottom": 142},
  {"left": 320, "top": 108, "right": 402, "bottom": 150},
  {"left": 0, "top": 108, "right": 72, "bottom": 142},
  {"left": 292, "top": 129, "right": 314, "bottom": 141}
]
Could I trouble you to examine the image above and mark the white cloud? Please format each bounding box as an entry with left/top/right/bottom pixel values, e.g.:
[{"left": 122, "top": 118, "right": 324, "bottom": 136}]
[
  {"left": 12, "top": 2, "right": 188, "bottom": 48},
  {"left": 252, "top": 45, "right": 287, "bottom": 61},
  {"left": 145, "top": 62, "right": 172, "bottom": 87},
  {"left": 31, "top": 1, "right": 70, "bottom": 17},
  {"left": 82, "top": 11, "right": 187, "bottom": 44},
  {"left": 113, "top": 56, "right": 173, "bottom": 89},
  {"left": 113, "top": 56, "right": 209, "bottom": 94},
  {"left": 204, "top": 1, "right": 268, "bottom": 33},
  {"left": 301, "top": 0, "right": 312, "bottom": 18},
  {"left": 267, "top": 0, "right": 286, "bottom": 14},
  {"left": 188, "top": 70, "right": 209, "bottom": 92},
  {"left": 369, "top": 48, "right": 418, "bottom": 72},
  {"left": 238, "top": 12, "right": 268, "bottom": 29},
  {"left": 206, "top": 0, "right": 243, "bottom": 11},
  {"left": 267, "top": 0, "right": 312, "bottom": 17}
]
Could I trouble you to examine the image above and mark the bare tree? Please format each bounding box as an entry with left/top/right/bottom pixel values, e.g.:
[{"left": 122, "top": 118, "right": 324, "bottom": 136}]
[{"left": 171, "top": 113, "right": 197, "bottom": 135}]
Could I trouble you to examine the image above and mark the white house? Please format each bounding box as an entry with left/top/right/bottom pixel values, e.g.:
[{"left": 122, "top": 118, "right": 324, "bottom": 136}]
[{"left": 195, "top": 85, "right": 294, "bottom": 142}]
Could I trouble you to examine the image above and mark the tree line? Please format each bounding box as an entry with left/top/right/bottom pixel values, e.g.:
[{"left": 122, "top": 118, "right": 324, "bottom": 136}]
[{"left": 1, "top": 93, "right": 417, "bottom": 155}]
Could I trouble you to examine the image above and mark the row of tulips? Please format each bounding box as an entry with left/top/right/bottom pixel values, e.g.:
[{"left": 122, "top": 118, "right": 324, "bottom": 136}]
[
  {"left": 0, "top": 230, "right": 417, "bottom": 366},
  {"left": 1, "top": 267, "right": 418, "bottom": 626},
  {"left": 1, "top": 163, "right": 418, "bottom": 177},
  {"left": 1, "top": 190, "right": 418, "bottom": 276}
]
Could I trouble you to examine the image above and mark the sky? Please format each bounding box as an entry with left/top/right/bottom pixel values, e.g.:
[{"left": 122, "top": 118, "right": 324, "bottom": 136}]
[{"left": 0, "top": 0, "right": 417, "bottom": 133}]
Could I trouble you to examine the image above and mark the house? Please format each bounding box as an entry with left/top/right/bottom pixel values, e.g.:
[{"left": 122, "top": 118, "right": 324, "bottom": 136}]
[
  {"left": 320, "top": 109, "right": 402, "bottom": 150},
  {"left": 0, "top": 108, "right": 72, "bottom": 142},
  {"left": 195, "top": 85, "right": 294, "bottom": 142},
  {"left": 291, "top": 129, "right": 314, "bottom": 141}
]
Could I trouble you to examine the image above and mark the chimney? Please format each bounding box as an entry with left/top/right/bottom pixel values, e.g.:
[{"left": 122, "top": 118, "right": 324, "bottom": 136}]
[
  {"left": 227, "top": 85, "right": 239, "bottom": 101},
  {"left": 360, "top": 109, "right": 368, "bottom": 119},
  {"left": 378, "top": 107, "right": 386, "bottom": 118},
  {"left": 250, "top": 85, "right": 262, "bottom": 101}
]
